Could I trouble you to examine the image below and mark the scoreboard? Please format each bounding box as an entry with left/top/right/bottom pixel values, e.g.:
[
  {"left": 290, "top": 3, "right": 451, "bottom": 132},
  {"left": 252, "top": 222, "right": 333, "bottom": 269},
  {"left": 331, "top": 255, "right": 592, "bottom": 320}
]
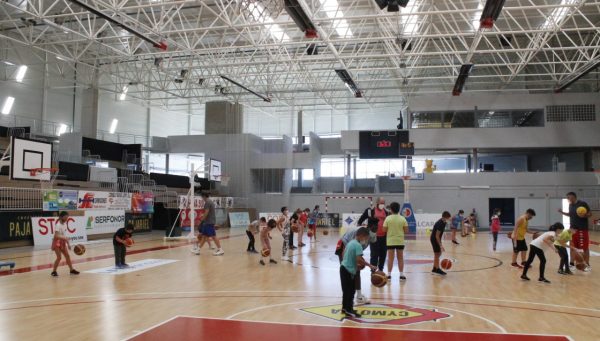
[{"left": 358, "top": 130, "right": 413, "bottom": 159}]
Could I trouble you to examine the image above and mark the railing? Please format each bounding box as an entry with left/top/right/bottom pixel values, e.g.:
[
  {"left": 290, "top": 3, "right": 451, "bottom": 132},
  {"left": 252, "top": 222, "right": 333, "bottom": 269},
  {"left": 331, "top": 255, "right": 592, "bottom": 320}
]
[
  {"left": 0, "top": 188, "right": 43, "bottom": 210},
  {"left": 96, "top": 130, "right": 151, "bottom": 147},
  {"left": 0, "top": 114, "right": 72, "bottom": 138}
]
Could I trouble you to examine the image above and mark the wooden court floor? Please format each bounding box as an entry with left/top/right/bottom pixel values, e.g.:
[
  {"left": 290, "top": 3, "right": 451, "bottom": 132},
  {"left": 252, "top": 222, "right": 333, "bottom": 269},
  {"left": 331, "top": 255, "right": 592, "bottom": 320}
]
[{"left": 0, "top": 228, "right": 598, "bottom": 341}]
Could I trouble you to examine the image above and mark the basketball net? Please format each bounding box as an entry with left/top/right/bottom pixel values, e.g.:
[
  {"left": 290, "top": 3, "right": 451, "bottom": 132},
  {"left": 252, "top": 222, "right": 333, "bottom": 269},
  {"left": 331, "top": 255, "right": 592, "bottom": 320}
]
[{"left": 30, "top": 168, "right": 59, "bottom": 190}]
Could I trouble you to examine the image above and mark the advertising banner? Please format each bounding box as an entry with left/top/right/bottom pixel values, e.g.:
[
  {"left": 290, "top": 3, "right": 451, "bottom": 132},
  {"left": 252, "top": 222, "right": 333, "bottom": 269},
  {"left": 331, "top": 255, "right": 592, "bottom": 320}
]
[
  {"left": 125, "top": 213, "right": 153, "bottom": 232},
  {"left": 414, "top": 213, "right": 441, "bottom": 232},
  {"left": 108, "top": 192, "right": 132, "bottom": 210},
  {"left": 228, "top": 212, "right": 250, "bottom": 228},
  {"left": 180, "top": 209, "right": 205, "bottom": 228},
  {"left": 31, "top": 216, "right": 87, "bottom": 246},
  {"left": 84, "top": 210, "right": 126, "bottom": 235},
  {"left": 178, "top": 196, "right": 204, "bottom": 210},
  {"left": 0, "top": 211, "right": 52, "bottom": 241},
  {"left": 132, "top": 192, "right": 154, "bottom": 214},
  {"left": 77, "top": 191, "right": 110, "bottom": 210},
  {"left": 316, "top": 213, "right": 340, "bottom": 228},
  {"left": 43, "top": 190, "right": 78, "bottom": 211},
  {"left": 259, "top": 213, "right": 282, "bottom": 222},
  {"left": 401, "top": 203, "right": 417, "bottom": 234},
  {"left": 341, "top": 213, "right": 363, "bottom": 231}
]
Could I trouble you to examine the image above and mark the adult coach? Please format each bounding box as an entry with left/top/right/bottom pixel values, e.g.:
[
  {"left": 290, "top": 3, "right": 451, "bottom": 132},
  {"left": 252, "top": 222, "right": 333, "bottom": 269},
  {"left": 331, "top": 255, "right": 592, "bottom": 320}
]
[
  {"left": 199, "top": 192, "right": 224, "bottom": 256},
  {"left": 357, "top": 197, "right": 388, "bottom": 271},
  {"left": 559, "top": 192, "right": 591, "bottom": 271}
]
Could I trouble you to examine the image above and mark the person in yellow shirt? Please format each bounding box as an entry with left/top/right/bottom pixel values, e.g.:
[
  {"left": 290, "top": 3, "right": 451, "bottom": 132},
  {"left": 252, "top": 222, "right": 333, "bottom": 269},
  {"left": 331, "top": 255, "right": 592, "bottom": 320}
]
[
  {"left": 383, "top": 202, "right": 409, "bottom": 281},
  {"left": 511, "top": 209, "right": 536, "bottom": 268}
]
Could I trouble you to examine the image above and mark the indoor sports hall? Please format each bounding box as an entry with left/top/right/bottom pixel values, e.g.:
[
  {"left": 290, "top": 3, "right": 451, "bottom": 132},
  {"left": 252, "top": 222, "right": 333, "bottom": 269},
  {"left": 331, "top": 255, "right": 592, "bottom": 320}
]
[{"left": 0, "top": 1, "right": 599, "bottom": 340}]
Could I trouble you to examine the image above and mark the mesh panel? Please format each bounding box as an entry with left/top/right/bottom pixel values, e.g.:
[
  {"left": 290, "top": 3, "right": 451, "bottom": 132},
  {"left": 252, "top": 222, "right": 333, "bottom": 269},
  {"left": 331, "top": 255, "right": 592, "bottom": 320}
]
[{"left": 546, "top": 105, "right": 596, "bottom": 122}]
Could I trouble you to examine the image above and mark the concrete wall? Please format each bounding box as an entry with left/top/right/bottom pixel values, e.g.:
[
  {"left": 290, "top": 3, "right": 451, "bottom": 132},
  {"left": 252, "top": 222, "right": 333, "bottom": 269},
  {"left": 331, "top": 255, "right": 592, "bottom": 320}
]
[{"left": 250, "top": 172, "right": 599, "bottom": 229}]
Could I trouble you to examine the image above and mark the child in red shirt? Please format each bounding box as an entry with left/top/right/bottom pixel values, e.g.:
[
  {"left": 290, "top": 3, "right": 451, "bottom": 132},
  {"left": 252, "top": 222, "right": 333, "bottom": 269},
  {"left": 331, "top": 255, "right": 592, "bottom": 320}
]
[{"left": 491, "top": 209, "right": 501, "bottom": 251}]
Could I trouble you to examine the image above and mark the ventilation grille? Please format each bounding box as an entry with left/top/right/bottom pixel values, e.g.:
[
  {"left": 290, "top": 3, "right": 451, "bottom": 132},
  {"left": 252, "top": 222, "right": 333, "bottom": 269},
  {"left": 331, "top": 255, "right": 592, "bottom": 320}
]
[{"left": 546, "top": 104, "right": 596, "bottom": 122}]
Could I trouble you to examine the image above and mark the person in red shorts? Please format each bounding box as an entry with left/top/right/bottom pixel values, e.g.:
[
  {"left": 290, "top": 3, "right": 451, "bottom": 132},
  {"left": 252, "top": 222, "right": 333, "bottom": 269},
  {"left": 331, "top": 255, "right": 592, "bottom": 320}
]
[
  {"left": 559, "top": 192, "right": 592, "bottom": 272},
  {"left": 298, "top": 208, "right": 309, "bottom": 247}
]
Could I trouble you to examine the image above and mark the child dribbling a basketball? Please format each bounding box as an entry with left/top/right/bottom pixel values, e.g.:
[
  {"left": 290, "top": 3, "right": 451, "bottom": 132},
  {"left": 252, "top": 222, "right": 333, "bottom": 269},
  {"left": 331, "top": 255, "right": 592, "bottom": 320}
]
[
  {"left": 50, "top": 211, "right": 79, "bottom": 277},
  {"left": 431, "top": 211, "right": 452, "bottom": 276},
  {"left": 259, "top": 219, "right": 278, "bottom": 266},
  {"left": 339, "top": 227, "right": 377, "bottom": 318},
  {"left": 113, "top": 224, "right": 134, "bottom": 268}
]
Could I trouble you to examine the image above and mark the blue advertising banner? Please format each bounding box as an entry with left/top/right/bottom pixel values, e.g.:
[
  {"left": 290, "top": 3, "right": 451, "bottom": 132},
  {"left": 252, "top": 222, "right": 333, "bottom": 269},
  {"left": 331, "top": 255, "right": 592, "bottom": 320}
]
[{"left": 401, "top": 203, "right": 417, "bottom": 234}]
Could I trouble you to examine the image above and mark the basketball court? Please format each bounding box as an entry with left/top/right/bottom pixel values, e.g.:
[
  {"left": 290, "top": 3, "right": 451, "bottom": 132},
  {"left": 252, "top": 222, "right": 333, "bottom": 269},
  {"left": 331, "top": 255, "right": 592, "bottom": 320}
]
[
  {"left": 0, "top": 0, "right": 600, "bottom": 340},
  {"left": 1, "top": 229, "right": 598, "bottom": 340}
]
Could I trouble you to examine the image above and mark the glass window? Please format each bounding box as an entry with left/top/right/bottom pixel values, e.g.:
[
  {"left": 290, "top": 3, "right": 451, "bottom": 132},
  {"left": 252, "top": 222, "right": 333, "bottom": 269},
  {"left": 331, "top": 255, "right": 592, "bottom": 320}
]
[{"left": 320, "top": 158, "right": 345, "bottom": 177}]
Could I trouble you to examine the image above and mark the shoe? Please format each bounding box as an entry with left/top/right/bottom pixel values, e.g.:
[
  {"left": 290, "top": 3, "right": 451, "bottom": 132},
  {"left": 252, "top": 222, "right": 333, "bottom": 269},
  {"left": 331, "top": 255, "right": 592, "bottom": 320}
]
[
  {"left": 190, "top": 249, "right": 200, "bottom": 255},
  {"left": 432, "top": 268, "right": 446, "bottom": 276},
  {"left": 565, "top": 270, "right": 574, "bottom": 275},
  {"left": 355, "top": 295, "right": 370, "bottom": 305},
  {"left": 452, "top": 240, "right": 460, "bottom": 245},
  {"left": 569, "top": 262, "right": 575, "bottom": 267},
  {"left": 251, "top": 250, "right": 259, "bottom": 254},
  {"left": 520, "top": 275, "right": 530, "bottom": 281},
  {"left": 122, "top": 264, "right": 129, "bottom": 268},
  {"left": 259, "top": 260, "right": 265, "bottom": 266},
  {"left": 342, "top": 309, "right": 362, "bottom": 318},
  {"left": 70, "top": 269, "right": 80, "bottom": 275},
  {"left": 291, "top": 246, "right": 297, "bottom": 250},
  {"left": 557, "top": 270, "right": 565, "bottom": 275},
  {"left": 281, "top": 256, "right": 290, "bottom": 262},
  {"left": 521, "top": 262, "right": 530, "bottom": 269},
  {"left": 299, "top": 243, "right": 306, "bottom": 247},
  {"left": 386, "top": 274, "right": 392, "bottom": 279},
  {"left": 583, "top": 266, "right": 591, "bottom": 272},
  {"left": 539, "top": 278, "right": 551, "bottom": 284},
  {"left": 269, "top": 259, "right": 278, "bottom": 264},
  {"left": 400, "top": 275, "right": 407, "bottom": 281},
  {"left": 511, "top": 262, "right": 524, "bottom": 269},
  {"left": 213, "top": 249, "right": 224, "bottom": 256},
  {"left": 51, "top": 271, "right": 58, "bottom": 277}
]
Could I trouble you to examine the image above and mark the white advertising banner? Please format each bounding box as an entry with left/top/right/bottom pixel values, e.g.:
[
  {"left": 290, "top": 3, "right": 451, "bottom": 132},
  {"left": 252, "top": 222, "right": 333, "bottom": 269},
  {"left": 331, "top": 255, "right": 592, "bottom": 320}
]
[
  {"left": 178, "top": 196, "right": 205, "bottom": 210},
  {"left": 414, "top": 213, "right": 442, "bottom": 231},
  {"left": 259, "top": 212, "right": 281, "bottom": 222},
  {"left": 107, "top": 193, "right": 132, "bottom": 210},
  {"left": 342, "top": 213, "right": 363, "bottom": 229},
  {"left": 77, "top": 191, "right": 110, "bottom": 210},
  {"left": 85, "top": 210, "right": 126, "bottom": 235},
  {"left": 31, "top": 216, "right": 87, "bottom": 246}
]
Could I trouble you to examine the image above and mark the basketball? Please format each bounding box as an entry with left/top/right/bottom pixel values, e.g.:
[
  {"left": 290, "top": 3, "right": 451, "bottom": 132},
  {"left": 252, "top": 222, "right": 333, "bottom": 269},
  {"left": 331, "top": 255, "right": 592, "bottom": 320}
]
[
  {"left": 261, "top": 248, "right": 270, "bottom": 257},
  {"left": 532, "top": 231, "right": 541, "bottom": 240},
  {"left": 576, "top": 206, "right": 587, "bottom": 218},
  {"left": 576, "top": 263, "right": 587, "bottom": 271},
  {"left": 323, "top": 230, "right": 329, "bottom": 236},
  {"left": 73, "top": 244, "right": 86, "bottom": 256},
  {"left": 371, "top": 271, "right": 387, "bottom": 287},
  {"left": 307, "top": 230, "right": 314, "bottom": 238},
  {"left": 441, "top": 259, "right": 452, "bottom": 270},
  {"left": 125, "top": 238, "right": 134, "bottom": 247}
]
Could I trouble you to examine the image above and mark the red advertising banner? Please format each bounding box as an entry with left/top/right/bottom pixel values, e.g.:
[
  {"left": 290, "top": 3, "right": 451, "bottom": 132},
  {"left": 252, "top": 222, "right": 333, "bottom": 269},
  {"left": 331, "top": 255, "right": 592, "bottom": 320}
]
[
  {"left": 132, "top": 192, "right": 154, "bottom": 213},
  {"left": 180, "top": 209, "right": 205, "bottom": 228}
]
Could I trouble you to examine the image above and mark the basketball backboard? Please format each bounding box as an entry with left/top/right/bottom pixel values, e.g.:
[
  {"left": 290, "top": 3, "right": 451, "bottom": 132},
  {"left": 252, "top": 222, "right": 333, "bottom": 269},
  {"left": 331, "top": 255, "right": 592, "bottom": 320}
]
[{"left": 9, "top": 136, "right": 53, "bottom": 181}]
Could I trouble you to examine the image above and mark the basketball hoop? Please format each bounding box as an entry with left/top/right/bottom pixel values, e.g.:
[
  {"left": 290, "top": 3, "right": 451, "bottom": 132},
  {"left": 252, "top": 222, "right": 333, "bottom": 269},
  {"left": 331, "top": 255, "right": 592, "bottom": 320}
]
[{"left": 30, "top": 168, "right": 59, "bottom": 190}]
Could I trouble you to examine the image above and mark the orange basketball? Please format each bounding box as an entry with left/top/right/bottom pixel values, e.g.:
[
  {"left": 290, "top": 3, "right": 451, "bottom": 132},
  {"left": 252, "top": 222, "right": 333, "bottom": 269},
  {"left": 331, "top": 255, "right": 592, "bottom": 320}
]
[
  {"left": 73, "top": 244, "right": 86, "bottom": 256},
  {"left": 307, "top": 230, "right": 314, "bottom": 238},
  {"left": 371, "top": 271, "right": 388, "bottom": 287},
  {"left": 576, "top": 263, "right": 587, "bottom": 271},
  {"left": 125, "top": 238, "right": 134, "bottom": 247},
  {"left": 291, "top": 225, "right": 299, "bottom": 233},
  {"left": 323, "top": 230, "right": 329, "bottom": 236},
  {"left": 441, "top": 259, "right": 452, "bottom": 270},
  {"left": 261, "top": 248, "right": 271, "bottom": 257},
  {"left": 576, "top": 206, "right": 587, "bottom": 218}
]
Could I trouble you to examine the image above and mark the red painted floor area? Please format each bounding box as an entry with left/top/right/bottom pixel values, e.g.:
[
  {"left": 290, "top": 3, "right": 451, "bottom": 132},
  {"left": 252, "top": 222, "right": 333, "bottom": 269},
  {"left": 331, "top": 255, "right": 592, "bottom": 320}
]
[{"left": 128, "top": 317, "right": 569, "bottom": 341}]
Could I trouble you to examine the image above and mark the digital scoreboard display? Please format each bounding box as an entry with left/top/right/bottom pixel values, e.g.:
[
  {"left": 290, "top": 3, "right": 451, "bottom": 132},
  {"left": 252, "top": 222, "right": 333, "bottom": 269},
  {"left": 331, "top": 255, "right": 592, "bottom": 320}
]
[{"left": 358, "top": 130, "right": 410, "bottom": 159}]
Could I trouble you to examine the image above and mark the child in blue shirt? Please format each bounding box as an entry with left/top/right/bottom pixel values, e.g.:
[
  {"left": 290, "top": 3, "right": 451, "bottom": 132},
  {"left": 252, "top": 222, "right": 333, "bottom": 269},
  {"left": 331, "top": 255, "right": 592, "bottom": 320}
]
[{"left": 340, "top": 227, "right": 376, "bottom": 318}]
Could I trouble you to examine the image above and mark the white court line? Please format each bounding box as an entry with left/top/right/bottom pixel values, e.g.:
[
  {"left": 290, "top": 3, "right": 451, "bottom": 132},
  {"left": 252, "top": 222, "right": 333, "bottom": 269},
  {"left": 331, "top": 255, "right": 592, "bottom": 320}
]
[
  {"left": 225, "top": 299, "right": 334, "bottom": 320},
  {"left": 173, "top": 315, "right": 571, "bottom": 339},
  {"left": 123, "top": 315, "right": 180, "bottom": 341},
  {"left": 1, "top": 290, "right": 599, "bottom": 318}
]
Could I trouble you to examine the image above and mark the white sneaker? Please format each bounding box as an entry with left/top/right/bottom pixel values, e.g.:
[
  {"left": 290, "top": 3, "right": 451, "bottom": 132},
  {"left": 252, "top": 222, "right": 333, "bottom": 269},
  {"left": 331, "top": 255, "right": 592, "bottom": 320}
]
[
  {"left": 213, "top": 249, "right": 224, "bottom": 256},
  {"left": 190, "top": 248, "right": 200, "bottom": 255},
  {"left": 584, "top": 266, "right": 591, "bottom": 272},
  {"left": 355, "top": 295, "right": 370, "bottom": 306},
  {"left": 281, "top": 256, "right": 290, "bottom": 262}
]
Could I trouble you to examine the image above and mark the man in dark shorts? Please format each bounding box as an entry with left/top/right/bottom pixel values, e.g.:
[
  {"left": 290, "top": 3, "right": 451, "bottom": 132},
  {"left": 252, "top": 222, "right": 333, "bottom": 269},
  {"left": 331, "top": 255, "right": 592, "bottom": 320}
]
[
  {"left": 559, "top": 192, "right": 591, "bottom": 271},
  {"left": 431, "top": 211, "right": 452, "bottom": 276},
  {"left": 199, "top": 192, "right": 224, "bottom": 256}
]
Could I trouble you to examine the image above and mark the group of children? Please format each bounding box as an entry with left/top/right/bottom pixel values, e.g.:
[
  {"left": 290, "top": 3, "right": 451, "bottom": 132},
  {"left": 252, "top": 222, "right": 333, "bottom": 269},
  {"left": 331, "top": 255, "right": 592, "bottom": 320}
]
[{"left": 448, "top": 209, "right": 478, "bottom": 244}]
